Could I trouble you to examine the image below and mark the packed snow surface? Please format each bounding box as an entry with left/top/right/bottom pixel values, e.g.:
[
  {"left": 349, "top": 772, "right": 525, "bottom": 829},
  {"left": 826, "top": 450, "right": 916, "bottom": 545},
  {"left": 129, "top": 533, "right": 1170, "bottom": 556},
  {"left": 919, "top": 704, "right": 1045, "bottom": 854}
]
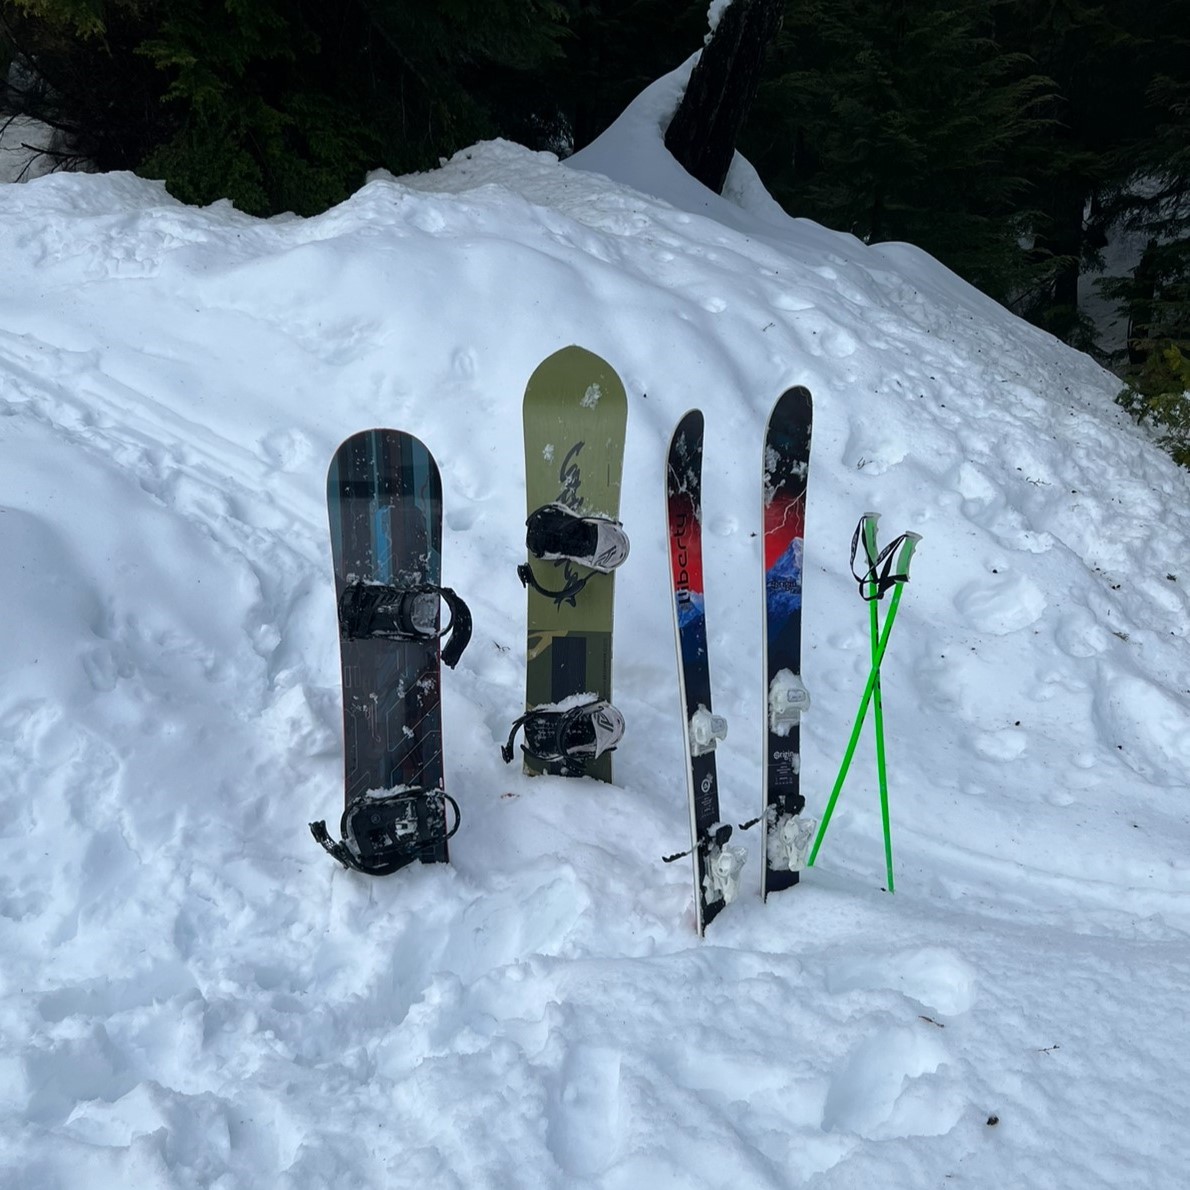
[{"left": 2, "top": 65, "right": 1189, "bottom": 1189}]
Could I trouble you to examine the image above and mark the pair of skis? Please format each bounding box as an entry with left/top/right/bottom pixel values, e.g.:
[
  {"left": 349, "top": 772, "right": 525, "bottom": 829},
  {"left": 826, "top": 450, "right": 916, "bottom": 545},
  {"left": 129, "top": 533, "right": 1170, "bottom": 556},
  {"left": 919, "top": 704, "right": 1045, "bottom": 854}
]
[{"left": 665, "top": 389, "right": 814, "bottom": 935}]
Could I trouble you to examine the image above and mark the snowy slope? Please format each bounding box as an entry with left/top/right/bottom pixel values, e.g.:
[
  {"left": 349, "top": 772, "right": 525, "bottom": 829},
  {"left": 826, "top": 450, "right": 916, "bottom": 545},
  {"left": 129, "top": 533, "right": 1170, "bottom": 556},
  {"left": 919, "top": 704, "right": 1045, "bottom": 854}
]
[{"left": 2, "top": 62, "right": 1189, "bottom": 1190}]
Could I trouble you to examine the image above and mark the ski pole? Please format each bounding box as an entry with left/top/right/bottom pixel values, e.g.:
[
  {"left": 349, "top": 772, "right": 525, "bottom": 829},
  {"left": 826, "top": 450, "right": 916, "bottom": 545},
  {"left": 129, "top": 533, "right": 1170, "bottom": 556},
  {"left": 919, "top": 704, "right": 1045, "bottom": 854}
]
[
  {"left": 863, "top": 515, "right": 895, "bottom": 893},
  {"left": 808, "top": 530, "right": 920, "bottom": 872}
]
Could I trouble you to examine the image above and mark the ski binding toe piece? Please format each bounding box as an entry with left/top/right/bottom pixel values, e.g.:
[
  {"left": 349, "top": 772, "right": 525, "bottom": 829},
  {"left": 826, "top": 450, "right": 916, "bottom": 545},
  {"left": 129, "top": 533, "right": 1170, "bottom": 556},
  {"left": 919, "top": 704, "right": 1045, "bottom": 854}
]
[
  {"left": 689, "top": 705, "right": 728, "bottom": 757},
  {"left": 768, "top": 668, "right": 811, "bottom": 736}
]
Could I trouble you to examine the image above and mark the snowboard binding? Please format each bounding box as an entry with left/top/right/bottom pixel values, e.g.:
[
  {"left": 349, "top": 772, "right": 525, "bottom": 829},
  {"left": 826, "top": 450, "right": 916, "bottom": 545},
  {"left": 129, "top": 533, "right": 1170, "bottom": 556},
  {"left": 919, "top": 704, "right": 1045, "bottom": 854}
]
[
  {"left": 310, "top": 786, "right": 461, "bottom": 876},
  {"left": 337, "top": 580, "right": 473, "bottom": 668},
  {"left": 501, "top": 698, "right": 625, "bottom": 776},
  {"left": 517, "top": 503, "right": 630, "bottom": 606}
]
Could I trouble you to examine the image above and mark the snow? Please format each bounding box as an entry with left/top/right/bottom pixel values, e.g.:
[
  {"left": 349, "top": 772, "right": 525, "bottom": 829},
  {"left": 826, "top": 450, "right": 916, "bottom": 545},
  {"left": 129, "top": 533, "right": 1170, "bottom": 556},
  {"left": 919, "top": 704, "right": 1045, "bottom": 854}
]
[{"left": 2, "top": 60, "right": 1189, "bottom": 1189}]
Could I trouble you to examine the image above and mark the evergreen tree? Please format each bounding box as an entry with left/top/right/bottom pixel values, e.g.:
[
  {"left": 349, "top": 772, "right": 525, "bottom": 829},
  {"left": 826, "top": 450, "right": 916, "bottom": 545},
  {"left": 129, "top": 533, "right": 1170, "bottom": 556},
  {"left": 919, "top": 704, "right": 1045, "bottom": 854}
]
[
  {"left": 1, "top": 0, "right": 570, "bottom": 214},
  {"left": 1101, "top": 1, "right": 1190, "bottom": 357},
  {"left": 992, "top": 0, "right": 1154, "bottom": 344},
  {"left": 742, "top": 0, "right": 1055, "bottom": 303},
  {"left": 486, "top": 0, "right": 707, "bottom": 156}
]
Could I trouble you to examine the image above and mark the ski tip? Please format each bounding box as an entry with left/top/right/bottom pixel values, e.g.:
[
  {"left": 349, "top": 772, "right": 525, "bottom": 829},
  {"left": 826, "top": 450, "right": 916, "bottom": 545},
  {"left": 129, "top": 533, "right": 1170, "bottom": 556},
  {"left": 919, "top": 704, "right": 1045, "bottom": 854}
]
[{"left": 765, "top": 385, "right": 814, "bottom": 437}]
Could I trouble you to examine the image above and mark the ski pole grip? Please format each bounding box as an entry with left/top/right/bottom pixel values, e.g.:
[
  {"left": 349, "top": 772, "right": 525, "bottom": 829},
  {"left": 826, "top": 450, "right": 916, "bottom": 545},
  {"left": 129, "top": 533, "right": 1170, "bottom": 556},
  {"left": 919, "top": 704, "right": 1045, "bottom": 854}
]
[
  {"left": 861, "top": 512, "right": 881, "bottom": 566},
  {"left": 895, "top": 532, "right": 922, "bottom": 581}
]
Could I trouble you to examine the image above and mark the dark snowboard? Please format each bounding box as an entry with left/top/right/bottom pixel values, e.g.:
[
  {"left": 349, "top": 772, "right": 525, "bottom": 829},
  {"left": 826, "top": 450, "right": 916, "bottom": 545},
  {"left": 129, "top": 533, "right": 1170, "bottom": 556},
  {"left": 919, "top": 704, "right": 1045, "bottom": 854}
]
[
  {"left": 321, "top": 428, "right": 452, "bottom": 871},
  {"left": 667, "top": 410, "right": 737, "bottom": 934},
  {"left": 520, "top": 346, "right": 627, "bottom": 781},
  {"left": 761, "top": 387, "right": 814, "bottom": 898}
]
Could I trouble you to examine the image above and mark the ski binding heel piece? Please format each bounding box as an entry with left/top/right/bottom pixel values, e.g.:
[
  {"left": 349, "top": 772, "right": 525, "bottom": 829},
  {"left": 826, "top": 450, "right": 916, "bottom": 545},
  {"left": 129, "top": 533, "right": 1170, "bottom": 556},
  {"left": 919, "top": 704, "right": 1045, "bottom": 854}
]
[
  {"left": 310, "top": 786, "right": 460, "bottom": 876},
  {"left": 766, "top": 811, "right": 818, "bottom": 873},
  {"left": 501, "top": 697, "right": 625, "bottom": 774},
  {"left": 338, "top": 580, "right": 472, "bottom": 668},
  {"left": 689, "top": 705, "right": 728, "bottom": 757},
  {"left": 768, "top": 669, "right": 810, "bottom": 736},
  {"left": 704, "top": 826, "right": 747, "bottom": 906}
]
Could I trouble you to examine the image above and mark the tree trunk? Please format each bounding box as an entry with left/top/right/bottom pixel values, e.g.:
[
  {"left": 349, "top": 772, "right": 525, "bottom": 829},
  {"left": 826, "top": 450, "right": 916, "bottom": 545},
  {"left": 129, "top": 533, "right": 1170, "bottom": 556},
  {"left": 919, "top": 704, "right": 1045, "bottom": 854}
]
[{"left": 664, "top": 0, "right": 783, "bottom": 195}]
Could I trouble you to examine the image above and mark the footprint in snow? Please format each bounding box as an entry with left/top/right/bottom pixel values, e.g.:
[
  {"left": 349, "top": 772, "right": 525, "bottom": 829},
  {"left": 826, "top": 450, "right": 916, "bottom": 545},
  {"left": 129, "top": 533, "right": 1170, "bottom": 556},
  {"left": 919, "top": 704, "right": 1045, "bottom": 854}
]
[
  {"left": 821, "top": 1025, "right": 956, "bottom": 1139},
  {"left": 820, "top": 947, "right": 975, "bottom": 1140},
  {"left": 258, "top": 427, "right": 312, "bottom": 473},
  {"left": 546, "top": 1042, "right": 623, "bottom": 1177},
  {"left": 826, "top": 946, "right": 976, "bottom": 1017},
  {"left": 955, "top": 568, "right": 1046, "bottom": 635}
]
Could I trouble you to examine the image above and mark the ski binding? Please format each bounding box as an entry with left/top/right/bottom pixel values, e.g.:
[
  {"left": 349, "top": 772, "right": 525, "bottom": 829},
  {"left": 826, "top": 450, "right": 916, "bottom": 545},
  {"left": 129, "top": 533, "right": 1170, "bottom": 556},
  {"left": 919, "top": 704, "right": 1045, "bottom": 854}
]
[
  {"left": 704, "top": 826, "right": 747, "bottom": 905},
  {"left": 768, "top": 668, "right": 811, "bottom": 736},
  {"left": 766, "top": 811, "right": 818, "bottom": 873},
  {"left": 689, "top": 705, "right": 728, "bottom": 757}
]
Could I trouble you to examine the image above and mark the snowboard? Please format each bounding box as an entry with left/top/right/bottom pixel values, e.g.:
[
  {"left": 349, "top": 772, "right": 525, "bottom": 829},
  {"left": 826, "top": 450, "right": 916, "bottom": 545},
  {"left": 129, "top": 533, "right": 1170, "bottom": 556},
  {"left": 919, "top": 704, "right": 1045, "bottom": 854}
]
[
  {"left": 666, "top": 410, "right": 739, "bottom": 934},
  {"left": 314, "top": 428, "right": 463, "bottom": 874},
  {"left": 519, "top": 345, "right": 627, "bottom": 781},
  {"left": 761, "top": 387, "right": 815, "bottom": 898}
]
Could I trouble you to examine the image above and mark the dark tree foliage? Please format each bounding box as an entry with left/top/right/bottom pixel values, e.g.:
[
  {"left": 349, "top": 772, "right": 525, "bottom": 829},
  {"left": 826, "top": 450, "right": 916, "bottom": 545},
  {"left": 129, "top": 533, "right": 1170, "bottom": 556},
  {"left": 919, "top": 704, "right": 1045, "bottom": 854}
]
[
  {"left": 0, "top": 0, "right": 707, "bottom": 211},
  {"left": 1, "top": 0, "right": 570, "bottom": 214},
  {"left": 1096, "top": 3, "right": 1190, "bottom": 359},
  {"left": 486, "top": 0, "right": 708, "bottom": 155},
  {"left": 990, "top": 0, "right": 1153, "bottom": 343},
  {"left": 740, "top": 0, "right": 1056, "bottom": 303}
]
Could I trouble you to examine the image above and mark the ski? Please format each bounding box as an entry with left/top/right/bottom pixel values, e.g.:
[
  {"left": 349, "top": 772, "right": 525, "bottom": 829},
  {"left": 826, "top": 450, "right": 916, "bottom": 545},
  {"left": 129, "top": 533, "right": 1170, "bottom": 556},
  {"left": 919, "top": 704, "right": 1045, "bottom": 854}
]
[
  {"left": 510, "top": 345, "right": 629, "bottom": 781},
  {"left": 666, "top": 410, "right": 743, "bottom": 934},
  {"left": 761, "top": 387, "right": 815, "bottom": 898},
  {"left": 311, "top": 429, "right": 471, "bottom": 875}
]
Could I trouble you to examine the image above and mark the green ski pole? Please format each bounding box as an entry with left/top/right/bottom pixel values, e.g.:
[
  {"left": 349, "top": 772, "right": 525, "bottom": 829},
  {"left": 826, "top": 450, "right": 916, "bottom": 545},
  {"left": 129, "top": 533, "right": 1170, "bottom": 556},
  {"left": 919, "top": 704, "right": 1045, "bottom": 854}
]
[
  {"left": 862, "top": 515, "right": 896, "bottom": 893},
  {"left": 808, "top": 530, "right": 920, "bottom": 871}
]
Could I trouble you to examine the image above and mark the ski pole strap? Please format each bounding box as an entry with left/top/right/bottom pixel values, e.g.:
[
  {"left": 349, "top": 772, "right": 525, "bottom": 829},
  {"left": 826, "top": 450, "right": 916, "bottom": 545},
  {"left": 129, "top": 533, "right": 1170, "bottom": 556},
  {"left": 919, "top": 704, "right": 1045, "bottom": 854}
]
[
  {"left": 662, "top": 822, "right": 734, "bottom": 863},
  {"left": 516, "top": 562, "right": 590, "bottom": 607},
  {"left": 310, "top": 788, "right": 461, "bottom": 876},
  {"left": 850, "top": 514, "right": 920, "bottom": 600}
]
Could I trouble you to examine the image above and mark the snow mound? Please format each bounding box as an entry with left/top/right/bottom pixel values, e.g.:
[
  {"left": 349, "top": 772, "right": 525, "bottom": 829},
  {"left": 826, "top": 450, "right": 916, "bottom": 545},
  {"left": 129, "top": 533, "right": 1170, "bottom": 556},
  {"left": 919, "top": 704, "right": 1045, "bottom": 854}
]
[{"left": 1, "top": 60, "right": 1188, "bottom": 1189}]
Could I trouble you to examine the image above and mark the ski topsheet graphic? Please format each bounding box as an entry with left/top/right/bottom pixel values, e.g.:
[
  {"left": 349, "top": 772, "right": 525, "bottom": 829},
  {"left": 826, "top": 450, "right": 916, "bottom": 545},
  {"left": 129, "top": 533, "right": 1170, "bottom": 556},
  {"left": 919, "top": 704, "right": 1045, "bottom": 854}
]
[
  {"left": 510, "top": 345, "right": 629, "bottom": 781},
  {"left": 666, "top": 410, "right": 742, "bottom": 934},
  {"left": 761, "top": 387, "right": 815, "bottom": 898},
  {"left": 311, "top": 429, "right": 471, "bottom": 876}
]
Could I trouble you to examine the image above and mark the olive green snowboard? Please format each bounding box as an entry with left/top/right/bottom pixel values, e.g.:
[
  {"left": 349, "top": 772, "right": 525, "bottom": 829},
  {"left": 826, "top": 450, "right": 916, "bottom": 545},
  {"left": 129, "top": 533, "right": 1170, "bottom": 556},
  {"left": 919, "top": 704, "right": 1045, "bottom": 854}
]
[{"left": 520, "top": 345, "right": 628, "bottom": 781}]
